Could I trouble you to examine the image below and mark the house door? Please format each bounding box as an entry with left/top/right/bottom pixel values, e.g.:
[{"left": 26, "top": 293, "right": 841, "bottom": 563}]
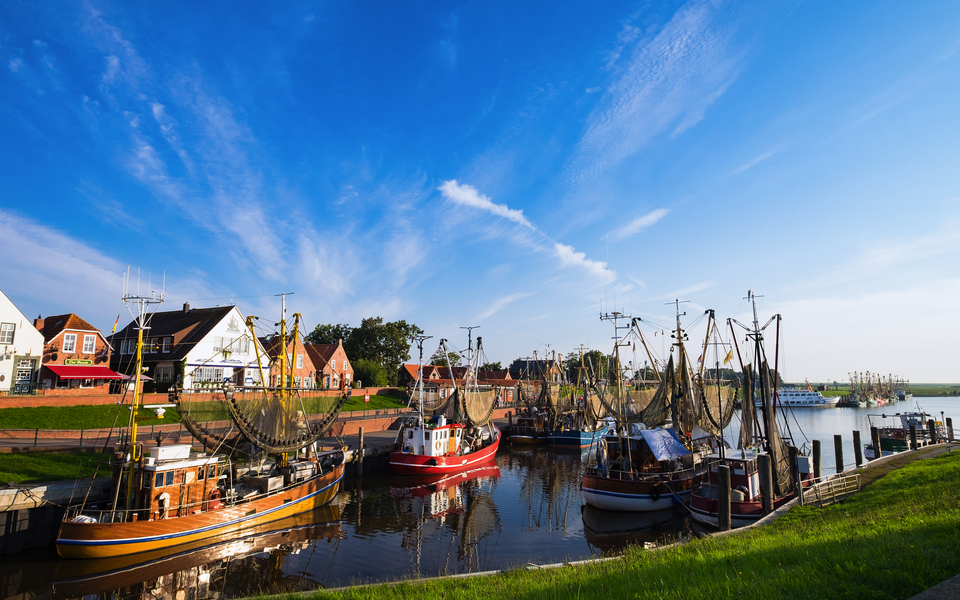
[{"left": 14, "top": 359, "right": 35, "bottom": 393}]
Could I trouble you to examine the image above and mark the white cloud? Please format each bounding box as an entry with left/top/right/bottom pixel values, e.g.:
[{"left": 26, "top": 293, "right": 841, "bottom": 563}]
[
  {"left": 554, "top": 242, "right": 613, "bottom": 279},
  {"left": 610, "top": 208, "right": 669, "bottom": 240},
  {"left": 477, "top": 292, "right": 535, "bottom": 320},
  {"left": 438, "top": 180, "right": 534, "bottom": 229}
]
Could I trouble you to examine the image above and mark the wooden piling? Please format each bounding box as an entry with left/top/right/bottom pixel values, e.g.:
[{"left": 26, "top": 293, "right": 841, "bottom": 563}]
[
  {"left": 909, "top": 424, "right": 918, "bottom": 451},
  {"left": 357, "top": 427, "right": 364, "bottom": 476},
  {"left": 718, "top": 464, "right": 731, "bottom": 531},
  {"left": 789, "top": 446, "right": 802, "bottom": 506},
  {"left": 758, "top": 453, "right": 773, "bottom": 515},
  {"left": 871, "top": 426, "right": 881, "bottom": 461},
  {"left": 853, "top": 431, "right": 863, "bottom": 467},
  {"left": 927, "top": 419, "right": 938, "bottom": 444},
  {"left": 812, "top": 440, "right": 821, "bottom": 481},
  {"left": 834, "top": 434, "right": 844, "bottom": 474},
  {"left": 947, "top": 417, "right": 954, "bottom": 442}
]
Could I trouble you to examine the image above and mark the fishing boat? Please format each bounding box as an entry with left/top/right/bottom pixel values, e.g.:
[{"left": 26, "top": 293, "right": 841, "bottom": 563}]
[
  {"left": 546, "top": 348, "right": 607, "bottom": 448},
  {"left": 689, "top": 290, "right": 813, "bottom": 528},
  {"left": 758, "top": 385, "right": 839, "bottom": 407},
  {"left": 389, "top": 332, "right": 501, "bottom": 475},
  {"left": 580, "top": 307, "right": 732, "bottom": 512},
  {"left": 507, "top": 363, "right": 552, "bottom": 446},
  {"left": 56, "top": 289, "right": 348, "bottom": 559},
  {"left": 863, "top": 411, "right": 945, "bottom": 459}
]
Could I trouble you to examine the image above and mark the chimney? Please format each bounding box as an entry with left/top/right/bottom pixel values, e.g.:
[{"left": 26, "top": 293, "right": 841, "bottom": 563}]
[
  {"left": 34, "top": 315, "right": 44, "bottom": 330},
  {"left": 183, "top": 302, "right": 191, "bottom": 313}
]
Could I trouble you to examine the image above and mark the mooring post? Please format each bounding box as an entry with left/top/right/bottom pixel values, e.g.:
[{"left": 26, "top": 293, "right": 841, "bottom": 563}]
[
  {"left": 718, "top": 464, "right": 731, "bottom": 531},
  {"left": 871, "top": 426, "right": 882, "bottom": 460},
  {"left": 909, "top": 424, "right": 918, "bottom": 451},
  {"left": 812, "top": 439, "right": 822, "bottom": 480},
  {"left": 508, "top": 411, "right": 513, "bottom": 430},
  {"left": 853, "top": 431, "right": 863, "bottom": 467},
  {"left": 927, "top": 419, "right": 938, "bottom": 444},
  {"left": 79, "top": 429, "right": 84, "bottom": 449},
  {"left": 357, "top": 427, "right": 364, "bottom": 476},
  {"left": 758, "top": 453, "right": 773, "bottom": 514},
  {"left": 834, "top": 434, "right": 844, "bottom": 474},
  {"left": 789, "top": 446, "right": 803, "bottom": 506},
  {"left": 34, "top": 428, "right": 39, "bottom": 447},
  {"left": 947, "top": 418, "right": 954, "bottom": 442}
]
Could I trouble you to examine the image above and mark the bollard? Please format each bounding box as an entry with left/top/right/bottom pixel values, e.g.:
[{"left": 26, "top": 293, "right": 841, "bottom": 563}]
[
  {"left": 871, "top": 426, "right": 882, "bottom": 460},
  {"left": 909, "top": 424, "right": 918, "bottom": 451},
  {"left": 34, "top": 428, "right": 39, "bottom": 447},
  {"left": 718, "top": 464, "right": 731, "bottom": 531},
  {"left": 79, "top": 429, "right": 84, "bottom": 449},
  {"left": 789, "top": 446, "right": 802, "bottom": 506},
  {"left": 927, "top": 419, "right": 938, "bottom": 445},
  {"left": 758, "top": 453, "right": 773, "bottom": 515},
  {"left": 834, "top": 434, "right": 844, "bottom": 474},
  {"left": 812, "top": 440, "right": 821, "bottom": 481},
  {"left": 357, "top": 427, "right": 364, "bottom": 476},
  {"left": 947, "top": 418, "right": 954, "bottom": 442},
  {"left": 853, "top": 431, "right": 863, "bottom": 467}
]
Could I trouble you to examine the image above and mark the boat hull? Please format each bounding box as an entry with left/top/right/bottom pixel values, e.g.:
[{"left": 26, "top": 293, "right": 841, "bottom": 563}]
[
  {"left": 389, "top": 429, "right": 501, "bottom": 475},
  {"left": 507, "top": 433, "right": 547, "bottom": 446},
  {"left": 547, "top": 429, "right": 601, "bottom": 448},
  {"left": 688, "top": 489, "right": 796, "bottom": 528},
  {"left": 56, "top": 457, "right": 345, "bottom": 560},
  {"left": 581, "top": 469, "right": 702, "bottom": 512}
]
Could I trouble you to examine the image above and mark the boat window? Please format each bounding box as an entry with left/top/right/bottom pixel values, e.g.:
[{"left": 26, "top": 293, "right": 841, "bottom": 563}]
[
  {"left": 165, "top": 471, "right": 175, "bottom": 486},
  {"left": 198, "top": 467, "right": 205, "bottom": 481},
  {"left": 408, "top": 430, "right": 414, "bottom": 439},
  {"left": 443, "top": 430, "right": 447, "bottom": 439},
  {"left": 209, "top": 465, "right": 217, "bottom": 479},
  {"left": 154, "top": 472, "right": 163, "bottom": 488}
]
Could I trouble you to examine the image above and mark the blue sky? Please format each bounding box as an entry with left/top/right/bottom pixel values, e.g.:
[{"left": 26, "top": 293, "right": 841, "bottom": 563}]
[{"left": 2, "top": 1, "right": 959, "bottom": 383}]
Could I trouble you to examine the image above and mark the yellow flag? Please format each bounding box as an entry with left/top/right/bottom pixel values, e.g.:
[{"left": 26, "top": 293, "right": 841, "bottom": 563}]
[{"left": 723, "top": 349, "right": 734, "bottom": 365}]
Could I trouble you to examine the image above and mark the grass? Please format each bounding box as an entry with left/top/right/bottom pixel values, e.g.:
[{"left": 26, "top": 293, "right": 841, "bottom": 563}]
[
  {"left": 0, "top": 395, "right": 406, "bottom": 430},
  {"left": 0, "top": 452, "right": 108, "bottom": 484},
  {"left": 284, "top": 446, "right": 960, "bottom": 600}
]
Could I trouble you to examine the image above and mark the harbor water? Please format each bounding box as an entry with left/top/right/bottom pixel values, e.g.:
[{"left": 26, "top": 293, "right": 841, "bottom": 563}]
[{"left": 1, "top": 397, "right": 956, "bottom": 599}]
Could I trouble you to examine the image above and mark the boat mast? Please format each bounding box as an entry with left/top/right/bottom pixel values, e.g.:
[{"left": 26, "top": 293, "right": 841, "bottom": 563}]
[
  {"left": 413, "top": 335, "right": 432, "bottom": 427},
  {"left": 121, "top": 271, "right": 164, "bottom": 511}
]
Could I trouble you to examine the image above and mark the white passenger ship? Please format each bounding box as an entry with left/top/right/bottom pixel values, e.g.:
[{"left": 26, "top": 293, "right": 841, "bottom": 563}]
[{"left": 755, "top": 386, "right": 840, "bottom": 407}]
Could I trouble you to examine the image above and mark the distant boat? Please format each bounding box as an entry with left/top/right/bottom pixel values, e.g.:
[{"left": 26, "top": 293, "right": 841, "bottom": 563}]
[
  {"left": 863, "top": 411, "right": 944, "bottom": 459},
  {"left": 758, "top": 385, "right": 840, "bottom": 407},
  {"left": 546, "top": 349, "right": 607, "bottom": 448},
  {"left": 389, "top": 332, "right": 501, "bottom": 475}
]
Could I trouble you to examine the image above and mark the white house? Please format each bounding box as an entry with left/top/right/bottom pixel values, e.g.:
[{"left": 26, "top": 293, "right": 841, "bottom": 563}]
[{"left": 0, "top": 289, "right": 45, "bottom": 393}]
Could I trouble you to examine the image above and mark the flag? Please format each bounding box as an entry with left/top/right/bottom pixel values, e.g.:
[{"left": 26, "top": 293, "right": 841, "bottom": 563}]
[
  {"left": 111, "top": 314, "right": 120, "bottom": 333},
  {"left": 697, "top": 355, "right": 702, "bottom": 364},
  {"left": 723, "top": 349, "right": 734, "bottom": 365}
]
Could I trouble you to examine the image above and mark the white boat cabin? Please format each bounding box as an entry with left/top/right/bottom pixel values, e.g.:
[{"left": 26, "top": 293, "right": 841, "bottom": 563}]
[
  {"left": 399, "top": 415, "right": 466, "bottom": 457},
  {"left": 705, "top": 449, "right": 812, "bottom": 501}
]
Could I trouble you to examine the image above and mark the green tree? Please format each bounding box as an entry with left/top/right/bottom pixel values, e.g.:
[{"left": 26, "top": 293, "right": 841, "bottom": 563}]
[
  {"left": 305, "top": 323, "right": 352, "bottom": 345},
  {"left": 480, "top": 361, "right": 502, "bottom": 371},
  {"left": 307, "top": 317, "right": 423, "bottom": 386},
  {"left": 352, "top": 358, "right": 389, "bottom": 387},
  {"left": 431, "top": 351, "right": 462, "bottom": 368}
]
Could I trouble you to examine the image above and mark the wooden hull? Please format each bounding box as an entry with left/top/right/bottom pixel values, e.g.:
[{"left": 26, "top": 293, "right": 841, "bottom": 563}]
[
  {"left": 581, "top": 468, "right": 704, "bottom": 512},
  {"left": 688, "top": 488, "right": 796, "bottom": 528},
  {"left": 508, "top": 433, "right": 547, "bottom": 446},
  {"left": 56, "top": 456, "right": 345, "bottom": 559},
  {"left": 389, "top": 429, "right": 500, "bottom": 475},
  {"left": 547, "top": 428, "right": 601, "bottom": 448}
]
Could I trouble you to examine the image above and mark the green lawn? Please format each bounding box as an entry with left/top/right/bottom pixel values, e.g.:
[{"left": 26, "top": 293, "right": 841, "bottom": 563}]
[
  {"left": 0, "top": 452, "right": 109, "bottom": 484},
  {"left": 298, "top": 446, "right": 960, "bottom": 600}
]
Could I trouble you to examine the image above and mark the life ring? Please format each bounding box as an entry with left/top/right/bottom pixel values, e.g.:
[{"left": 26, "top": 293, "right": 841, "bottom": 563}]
[
  {"left": 892, "top": 430, "right": 905, "bottom": 440},
  {"left": 650, "top": 484, "right": 661, "bottom": 502},
  {"left": 210, "top": 489, "right": 221, "bottom": 500},
  {"left": 435, "top": 441, "right": 442, "bottom": 451}
]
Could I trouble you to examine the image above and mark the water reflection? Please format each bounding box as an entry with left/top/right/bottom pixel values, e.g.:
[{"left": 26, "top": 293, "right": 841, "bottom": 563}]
[{"left": 581, "top": 505, "right": 694, "bottom": 552}]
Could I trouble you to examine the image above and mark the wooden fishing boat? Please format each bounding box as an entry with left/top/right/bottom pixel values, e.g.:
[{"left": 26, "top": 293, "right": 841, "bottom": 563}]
[
  {"left": 546, "top": 349, "right": 606, "bottom": 448},
  {"left": 56, "top": 290, "right": 348, "bottom": 559},
  {"left": 689, "top": 290, "right": 813, "bottom": 528},
  {"left": 390, "top": 332, "right": 500, "bottom": 475}
]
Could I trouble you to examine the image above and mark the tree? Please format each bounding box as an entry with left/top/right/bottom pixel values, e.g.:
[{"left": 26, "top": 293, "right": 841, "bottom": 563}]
[
  {"left": 431, "top": 350, "right": 462, "bottom": 368},
  {"left": 352, "top": 358, "right": 389, "bottom": 388},
  {"left": 305, "top": 323, "right": 352, "bottom": 345},
  {"left": 480, "top": 361, "right": 502, "bottom": 371}
]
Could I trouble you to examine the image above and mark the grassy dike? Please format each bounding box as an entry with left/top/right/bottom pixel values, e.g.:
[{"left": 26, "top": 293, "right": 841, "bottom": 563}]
[{"left": 283, "top": 446, "right": 959, "bottom": 600}]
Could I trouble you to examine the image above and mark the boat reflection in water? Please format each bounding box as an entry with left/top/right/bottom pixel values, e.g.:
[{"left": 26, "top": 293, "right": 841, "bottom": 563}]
[
  {"left": 51, "top": 505, "right": 343, "bottom": 600},
  {"left": 389, "top": 460, "right": 502, "bottom": 576},
  {"left": 580, "top": 504, "right": 695, "bottom": 552}
]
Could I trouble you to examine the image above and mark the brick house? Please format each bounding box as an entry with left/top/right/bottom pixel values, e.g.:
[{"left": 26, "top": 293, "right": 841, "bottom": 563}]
[
  {"left": 259, "top": 333, "right": 318, "bottom": 389},
  {"left": 108, "top": 304, "right": 269, "bottom": 390},
  {"left": 34, "top": 313, "right": 122, "bottom": 394},
  {"left": 0, "top": 288, "right": 45, "bottom": 394},
  {"left": 304, "top": 340, "right": 354, "bottom": 389}
]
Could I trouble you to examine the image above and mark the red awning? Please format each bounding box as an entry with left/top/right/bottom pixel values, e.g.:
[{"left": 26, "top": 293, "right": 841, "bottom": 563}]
[{"left": 47, "top": 365, "right": 124, "bottom": 380}]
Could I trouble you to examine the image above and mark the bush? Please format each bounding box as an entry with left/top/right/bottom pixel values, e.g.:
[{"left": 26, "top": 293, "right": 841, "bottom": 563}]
[{"left": 352, "top": 358, "right": 389, "bottom": 387}]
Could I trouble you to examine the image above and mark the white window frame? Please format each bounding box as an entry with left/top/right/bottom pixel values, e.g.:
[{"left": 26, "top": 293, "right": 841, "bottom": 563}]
[
  {"left": 296, "top": 354, "right": 304, "bottom": 369},
  {"left": 162, "top": 337, "right": 172, "bottom": 353},
  {"left": 82, "top": 334, "right": 96, "bottom": 354},
  {"left": 331, "top": 359, "right": 337, "bottom": 370},
  {"left": 63, "top": 333, "right": 77, "bottom": 353},
  {"left": 0, "top": 323, "right": 14, "bottom": 345}
]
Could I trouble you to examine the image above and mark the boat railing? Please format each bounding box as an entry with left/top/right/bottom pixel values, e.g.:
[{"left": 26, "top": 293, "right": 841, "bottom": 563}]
[{"left": 582, "top": 464, "right": 702, "bottom": 482}]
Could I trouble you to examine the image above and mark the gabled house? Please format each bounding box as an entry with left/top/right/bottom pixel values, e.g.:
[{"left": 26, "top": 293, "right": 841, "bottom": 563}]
[
  {"left": 508, "top": 358, "right": 562, "bottom": 382},
  {"left": 34, "top": 313, "right": 122, "bottom": 394},
  {"left": 259, "top": 333, "right": 318, "bottom": 389},
  {"left": 0, "top": 289, "right": 44, "bottom": 394},
  {"left": 108, "top": 303, "right": 269, "bottom": 390},
  {"left": 304, "top": 340, "right": 354, "bottom": 390}
]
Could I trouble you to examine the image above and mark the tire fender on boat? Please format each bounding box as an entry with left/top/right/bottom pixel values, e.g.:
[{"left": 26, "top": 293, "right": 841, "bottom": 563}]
[{"left": 650, "top": 484, "right": 661, "bottom": 502}]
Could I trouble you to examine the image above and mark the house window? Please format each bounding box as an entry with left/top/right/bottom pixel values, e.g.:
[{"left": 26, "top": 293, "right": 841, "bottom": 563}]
[
  {"left": 212, "top": 337, "right": 222, "bottom": 353},
  {"left": 0, "top": 323, "right": 14, "bottom": 344},
  {"left": 294, "top": 376, "right": 302, "bottom": 387},
  {"left": 155, "top": 366, "right": 173, "bottom": 382},
  {"left": 296, "top": 354, "right": 303, "bottom": 369},
  {"left": 343, "top": 360, "right": 349, "bottom": 371},
  {"left": 82, "top": 334, "right": 96, "bottom": 354},
  {"left": 63, "top": 333, "right": 77, "bottom": 353},
  {"left": 237, "top": 338, "right": 250, "bottom": 354},
  {"left": 331, "top": 359, "right": 337, "bottom": 370},
  {"left": 193, "top": 367, "right": 224, "bottom": 383},
  {"left": 162, "top": 337, "right": 173, "bottom": 353}
]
